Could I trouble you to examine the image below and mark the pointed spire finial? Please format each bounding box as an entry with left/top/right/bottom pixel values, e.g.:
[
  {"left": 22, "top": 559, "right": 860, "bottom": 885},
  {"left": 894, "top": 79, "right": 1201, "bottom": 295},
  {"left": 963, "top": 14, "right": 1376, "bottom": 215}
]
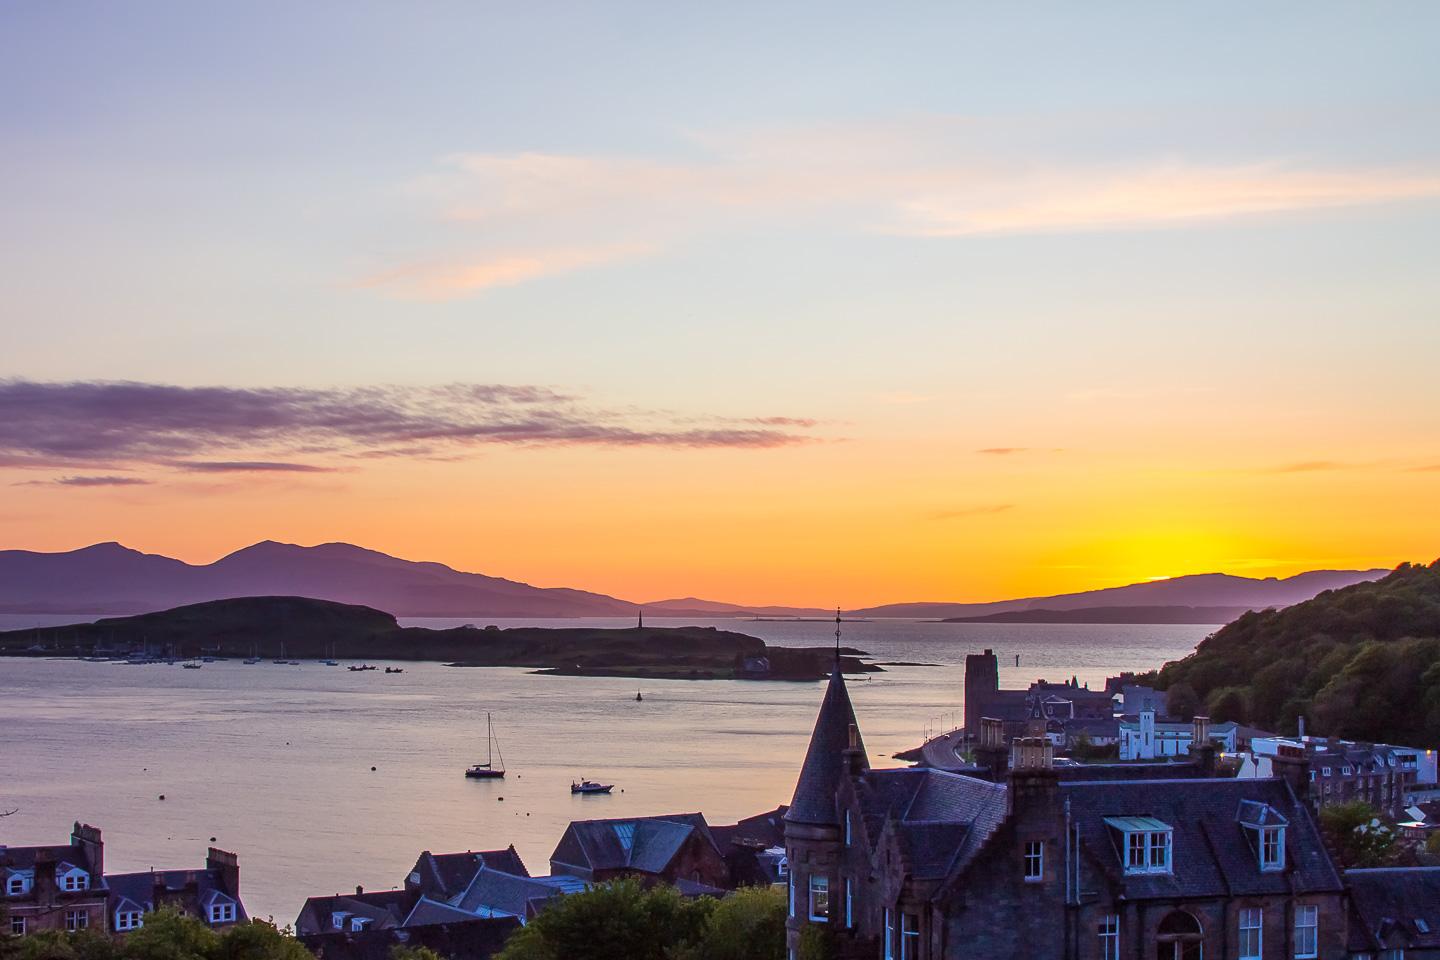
[
  {"left": 637, "top": 606, "right": 643, "bottom": 629},
  {"left": 834, "top": 606, "right": 842, "bottom": 660}
]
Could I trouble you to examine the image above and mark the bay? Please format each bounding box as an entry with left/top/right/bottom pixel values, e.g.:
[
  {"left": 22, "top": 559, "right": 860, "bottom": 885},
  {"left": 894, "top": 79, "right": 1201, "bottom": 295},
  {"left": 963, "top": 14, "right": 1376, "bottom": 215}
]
[{"left": 0, "top": 615, "right": 1213, "bottom": 923}]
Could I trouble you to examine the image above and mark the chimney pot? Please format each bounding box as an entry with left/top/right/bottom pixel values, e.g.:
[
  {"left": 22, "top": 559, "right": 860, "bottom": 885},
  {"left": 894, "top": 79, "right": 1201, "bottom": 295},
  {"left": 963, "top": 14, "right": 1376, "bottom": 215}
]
[{"left": 356, "top": 885, "right": 364, "bottom": 896}]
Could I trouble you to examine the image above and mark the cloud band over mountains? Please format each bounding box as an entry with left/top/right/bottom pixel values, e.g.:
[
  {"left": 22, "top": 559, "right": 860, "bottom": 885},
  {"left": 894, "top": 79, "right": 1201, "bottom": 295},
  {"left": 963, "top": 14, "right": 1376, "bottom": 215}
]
[{"left": 0, "top": 379, "right": 819, "bottom": 478}]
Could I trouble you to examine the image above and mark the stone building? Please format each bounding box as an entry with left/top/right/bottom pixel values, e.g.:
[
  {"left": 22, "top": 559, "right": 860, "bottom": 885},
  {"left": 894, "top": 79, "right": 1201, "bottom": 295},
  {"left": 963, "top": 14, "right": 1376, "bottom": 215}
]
[
  {"left": 1240, "top": 737, "right": 1429, "bottom": 820},
  {"left": 785, "top": 667, "right": 1353, "bottom": 960}
]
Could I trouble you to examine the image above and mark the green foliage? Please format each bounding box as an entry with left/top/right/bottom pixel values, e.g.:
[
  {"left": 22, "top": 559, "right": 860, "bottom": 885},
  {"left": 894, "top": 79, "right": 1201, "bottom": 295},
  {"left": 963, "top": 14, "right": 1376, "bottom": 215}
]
[
  {"left": 796, "top": 924, "right": 835, "bottom": 960},
  {"left": 0, "top": 912, "right": 307, "bottom": 960},
  {"left": 388, "top": 948, "right": 445, "bottom": 960},
  {"left": 1427, "top": 831, "right": 1440, "bottom": 857},
  {"left": 494, "top": 880, "right": 717, "bottom": 960},
  {"left": 689, "top": 886, "right": 785, "bottom": 960},
  {"left": 1319, "top": 801, "right": 1400, "bottom": 868},
  {"left": 1066, "top": 734, "right": 1118, "bottom": 762},
  {"left": 1157, "top": 561, "right": 1440, "bottom": 744},
  {"left": 1164, "top": 682, "right": 1200, "bottom": 721}
]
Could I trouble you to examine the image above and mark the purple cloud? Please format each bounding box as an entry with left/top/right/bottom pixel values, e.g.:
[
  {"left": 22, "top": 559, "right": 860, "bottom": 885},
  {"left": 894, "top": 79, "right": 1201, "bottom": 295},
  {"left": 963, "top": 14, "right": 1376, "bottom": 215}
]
[
  {"left": 171, "top": 461, "right": 337, "bottom": 473},
  {"left": 14, "top": 475, "right": 154, "bottom": 487},
  {"left": 0, "top": 379, "right": 818, "bottom": 469}
]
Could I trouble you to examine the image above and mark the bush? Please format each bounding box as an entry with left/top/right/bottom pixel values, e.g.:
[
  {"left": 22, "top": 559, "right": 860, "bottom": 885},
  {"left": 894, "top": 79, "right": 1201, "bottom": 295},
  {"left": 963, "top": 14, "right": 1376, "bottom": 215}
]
[{"left": 1319, "top": 801, "right": 1400, "bottom": 868}]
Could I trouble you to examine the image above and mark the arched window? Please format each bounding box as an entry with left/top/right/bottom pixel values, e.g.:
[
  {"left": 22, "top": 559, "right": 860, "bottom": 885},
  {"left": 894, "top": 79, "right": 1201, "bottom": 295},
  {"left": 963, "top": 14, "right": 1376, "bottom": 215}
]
[{"left": 1156, "top": 911, "right": 1203, "bottom": 960}]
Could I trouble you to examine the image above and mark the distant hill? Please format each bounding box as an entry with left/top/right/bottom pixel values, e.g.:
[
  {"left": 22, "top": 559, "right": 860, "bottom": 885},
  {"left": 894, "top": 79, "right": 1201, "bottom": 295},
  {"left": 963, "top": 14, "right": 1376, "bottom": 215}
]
[
  {"left": 0, "top": 540, "right": 641, "bottom": 617},
  {"left": 645, "top": 597, "right": 830, "bottom": 617},
  {"left": 943, "top": 605, "right": 1254, "bottom": 625},
  {"left": 0, "top": 539, "right": 1390, "bottom": 621},
  {"left": 0, "top": 595, "right": 868, "bottom": 680},
  {"left": 852, "top": 569, "right": 1388, "bottom": 619},
  {"left": 1155, "top": 561, "right": 1440, "bottom": 747}
]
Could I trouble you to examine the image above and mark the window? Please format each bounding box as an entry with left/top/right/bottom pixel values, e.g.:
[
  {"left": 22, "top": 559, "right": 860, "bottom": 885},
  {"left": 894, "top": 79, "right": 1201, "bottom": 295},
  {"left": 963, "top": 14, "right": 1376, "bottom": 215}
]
[
  {"left": 1239, "top": 907, "right": 1262, "bottom": 959},
  {"left": 1024, "top": 840, "right": 1044, "bottom": 882},
  {"left": 1260, "top": 826, "right": 1285, "bottom": 871},
  {"left": 777, "top": 857, "right": 788, "bottom": 878},
  {"left": 1379, "top": 951, "right": 1404, "bottom": 960},
  {"left": 845, "top": 877, "right": 853, "bottom": 928},
  {"left": 1343, "top": 766, "right": 1352, "bottom": 775},
  {"left": 1098, "top": 915, "right": 1119, "bottom": 960},
  {"left": 808, "top": 875, "right": 829, "bottom": 922},
  {"left": 10, "top": 916, "right": 25, "bottom": 936},
  {"left": 1322, "top": 766, "right": 1332, "bottom": 776},
  {"left": 210, "top": 903, "right": 236, "bottom": 924},
  {"left": 613, "top": 822, "right": 635, "bottom": 851},
  {"left": 787, "top": 872, "right": 794, "bottom": 918},
  {"left": 1123, "top": 830, "right": 1172, "bottom": 874},
  {"left": 901, "top": 913, "right": 920, "bottom": 960},
  {"left": 884, "top": 908, "right": 895, "bottom": 960},
  {"left": 64, "top": 911, "right": 88, "bottom": 932},
  {"left": 332, "top": 912, "right": 349, "bottom": 930},
  {"left": 349, "top": 917, "right": 368, "bottom": 932},
  {"left": 1294, "top": 904, "right": 1318, "bottom": 958},
  {"left": 61, "top": 872, "right": 89, "bottom": 891},
  {"left": 845, "top": 809, "right": 852, "bottom": 846},
  {"left": 7, "top": 874, "right": 30, "bottom": 895},
  {"left": 115, "top": 911, "right": 144, "bottom": 932}
]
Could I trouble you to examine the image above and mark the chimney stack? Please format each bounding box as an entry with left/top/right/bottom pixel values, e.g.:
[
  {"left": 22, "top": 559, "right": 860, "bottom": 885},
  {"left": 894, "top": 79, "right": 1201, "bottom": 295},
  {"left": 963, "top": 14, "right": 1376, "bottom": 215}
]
[
  {"left": 974, "top": 716, "right": 1009, "bottom": 777},
  {"left": 206, "top": 848, "right": 240, "bottom": 898},
  {"left": 71, "top": 822, "right": 103, "bottom": 877},
  {"left": 1270, "top": 742, "right": 1312, "bottom": 802},
  {"left": 1006, "top": 737, "right": 1059, "bottom": 818}
]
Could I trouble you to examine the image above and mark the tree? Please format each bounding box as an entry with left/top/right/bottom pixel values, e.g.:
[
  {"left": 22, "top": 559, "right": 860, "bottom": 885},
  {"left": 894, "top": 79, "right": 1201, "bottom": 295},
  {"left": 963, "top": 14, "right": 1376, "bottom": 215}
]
[
  {"left": 1319, "top": 801, "right": 1400, "bottom": 868},
  {"left": 495, "top": 881, "right": 715, "bottom": 960},
  {"left": 1164, "top": 683, "right": 1199, "bottom": 722},
  {"left": 690, "top": 886, "right": 784, "bottom": 960}
]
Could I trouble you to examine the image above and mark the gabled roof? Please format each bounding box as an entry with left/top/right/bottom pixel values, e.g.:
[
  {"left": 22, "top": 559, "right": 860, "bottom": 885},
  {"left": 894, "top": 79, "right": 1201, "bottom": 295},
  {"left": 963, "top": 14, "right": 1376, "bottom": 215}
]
[
  {"left": 454, "top": 868, "right": 570, "bottom": 918},
  {"left": 403, "top": 897, "right": 481, "bottom": 927},
  {"left": 407, "top": 848, "right": 528, "bottom": 901},
  {"left": 551, "top": 813, "right": 716, "bottom": 876},
  {"left": 787, "top": 666, "right": 867, "bottom": 825},
  {"left": 294, "top": 889, "right": 415, "bottom": 937},
  {"left": 856, "top": 768, "right": 1008, "bottom": 878},
  {"left": 1346, "top": 867, "right": 1440, "bottom": 952},
  {"left": 1063, "top": 777, "right": 1341, "bottom": 900},
  {"left": 106, "top": 868, "right": 247, "bottom": 922}
]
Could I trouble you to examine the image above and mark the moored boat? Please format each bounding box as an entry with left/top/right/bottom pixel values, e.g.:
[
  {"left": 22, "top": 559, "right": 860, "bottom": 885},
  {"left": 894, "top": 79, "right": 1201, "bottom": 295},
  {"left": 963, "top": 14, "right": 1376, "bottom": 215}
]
[
  {"left": 570, "top": 779, "right": 613, "bottom": 794},
  {"left": 465, "top": 713, "right": 507, "bottom": 779}
]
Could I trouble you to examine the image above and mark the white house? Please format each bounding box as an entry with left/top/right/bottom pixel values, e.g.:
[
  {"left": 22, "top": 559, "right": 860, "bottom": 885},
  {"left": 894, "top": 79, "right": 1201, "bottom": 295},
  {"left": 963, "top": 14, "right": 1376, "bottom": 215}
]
[{"left": 1118, "top": 709, "right": 1238, "bottom": 760}]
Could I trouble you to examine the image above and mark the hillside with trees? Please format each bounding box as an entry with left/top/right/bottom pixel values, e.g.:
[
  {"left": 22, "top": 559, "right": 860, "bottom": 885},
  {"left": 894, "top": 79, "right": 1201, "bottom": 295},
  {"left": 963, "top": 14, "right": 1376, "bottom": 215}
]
[{"left": 1156, "top": 560, "right": 1440, "bottom": 747}]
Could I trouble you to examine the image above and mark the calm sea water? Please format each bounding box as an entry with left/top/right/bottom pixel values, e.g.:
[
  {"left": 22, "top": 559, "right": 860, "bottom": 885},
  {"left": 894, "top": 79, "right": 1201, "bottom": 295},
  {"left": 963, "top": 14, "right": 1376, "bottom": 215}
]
[{"left": 0, "top": 615, "right": 1213, "bottom": 923}]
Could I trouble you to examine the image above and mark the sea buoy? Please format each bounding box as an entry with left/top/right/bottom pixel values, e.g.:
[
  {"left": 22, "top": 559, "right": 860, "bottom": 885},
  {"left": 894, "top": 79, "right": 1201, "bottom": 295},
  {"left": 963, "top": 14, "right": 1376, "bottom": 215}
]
[
  {"left": 158, "top": 795, "right": 165, "bottom": 800},
  {"left": 370, "top": 766, "right": 377, "bottom": 771},
  {"left": 209, "top": 837, "right": 216, "bottom": 843},
  {"left": 498, "top": 797, "right": 504, "bottom": 801}
]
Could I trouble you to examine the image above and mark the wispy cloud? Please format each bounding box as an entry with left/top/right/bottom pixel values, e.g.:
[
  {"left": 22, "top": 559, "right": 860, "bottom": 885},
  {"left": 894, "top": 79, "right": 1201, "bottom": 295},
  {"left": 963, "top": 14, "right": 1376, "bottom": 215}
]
[
  {"left": 15, "top": 475, "right": 153, "bottom": 488},
  {"left": 932, "top": 504, "right": 1015, "bottom": 520},
  {"left": 1406, "top": 463, "right": 1440, "bottom": 473},
  {"left": 359, "top": 244, "right": 650, "bottom": 301},
  {"left": 977, "top": 447, "right": 1029, "bottom": 455},
  {"left": 378, "top": 123, "right": 1440, "bottom": 294},
  {"left": 171, "top": 461, "right": 338, "bottom": 474},
  {"left": 0, "top": 379, "right": 820, "bottom": 472}
]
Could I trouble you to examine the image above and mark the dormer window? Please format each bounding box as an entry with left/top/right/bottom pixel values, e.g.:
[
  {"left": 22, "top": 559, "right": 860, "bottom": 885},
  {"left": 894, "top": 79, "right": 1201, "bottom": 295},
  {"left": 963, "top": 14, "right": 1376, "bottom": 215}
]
[
  {"left": 349, "top": 917, "right": 369, "bottom": 932},
  {"left": 115, "top": 910, "right": 144, "bottom": 932},
  {"left": 6, "top": 872, "right": 33, "bottom": 896},
  {"left": 332, "top": 911, "right": 350, "bottom": 930},
  {"left": 1105, "top": 817, "right": 1173, "bottom": 875},
  {"left": 209, "top": 902, "right": 236, "bottom": 924},
  {"left": 1260, "top": 826, "right": 1285, "bottom": 870},
  {"left": 60, "top": 869, "right": 89, "bottom": 891}
]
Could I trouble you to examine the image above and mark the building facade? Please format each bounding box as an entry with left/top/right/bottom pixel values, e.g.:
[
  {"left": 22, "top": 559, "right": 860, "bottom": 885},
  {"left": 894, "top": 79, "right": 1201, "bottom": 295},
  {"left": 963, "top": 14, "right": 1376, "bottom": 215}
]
[{"left": 785, "top": 669, "right": 1354, "bottom": 960}]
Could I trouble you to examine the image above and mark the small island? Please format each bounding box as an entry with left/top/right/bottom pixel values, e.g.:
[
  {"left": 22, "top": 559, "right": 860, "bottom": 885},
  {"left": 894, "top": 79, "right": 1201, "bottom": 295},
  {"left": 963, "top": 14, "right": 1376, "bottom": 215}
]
[{"left": 0, "top": 595, "right": 877, "bottom": 681}]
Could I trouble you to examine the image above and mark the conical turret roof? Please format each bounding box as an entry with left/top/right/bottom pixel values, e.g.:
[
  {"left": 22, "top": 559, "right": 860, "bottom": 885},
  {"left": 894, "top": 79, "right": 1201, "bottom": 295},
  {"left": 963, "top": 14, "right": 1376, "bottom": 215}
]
[{"left": 786, "top": 664, "right": 868, "bottom": 825}]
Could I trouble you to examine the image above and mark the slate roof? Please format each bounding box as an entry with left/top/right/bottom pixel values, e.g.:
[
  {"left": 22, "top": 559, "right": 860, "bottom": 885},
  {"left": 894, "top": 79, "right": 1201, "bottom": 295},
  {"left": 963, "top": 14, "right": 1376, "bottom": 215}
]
[
  {"left": 787, "top": 666, "right": 867, "bottom": 825},
  {"left": 453, "top": 868, "right": 572, "bottom": 918},
  {"left": 550, "top": 813, "right": 717, "bottom": 877},
  {"left": 403, "top": 897, "right": 480, "bottom": 927},
  {"left": 1346, "top": 867, "right": 1440, "bottom": 953},
  {"left": 295, "top": 890, "right": 415, "bottom": 936},
  {"left": 406, "top": 847, "right": 528, "bottom": 900},
  {"left": 105, "top": 869, "right": 247, "bottom": 923},
  {"left": 856, "top": 768, "right": 1008, "bottom": 877},
  {"left": 1055, "top": 761, "right": 1211, "bottom": 782},
  {"left": 1062, "top": 776, "right": 1342, "bottom": 900},
  {"left": 0, "top": 843, "right": 100, "bottom": 876}
]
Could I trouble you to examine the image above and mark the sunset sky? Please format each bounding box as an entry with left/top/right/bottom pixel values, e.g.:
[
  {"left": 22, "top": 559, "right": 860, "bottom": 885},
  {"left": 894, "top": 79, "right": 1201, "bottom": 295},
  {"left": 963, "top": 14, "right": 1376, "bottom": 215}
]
[{"left": 2, "top": 3, "right": 1438, "bottom": 606}]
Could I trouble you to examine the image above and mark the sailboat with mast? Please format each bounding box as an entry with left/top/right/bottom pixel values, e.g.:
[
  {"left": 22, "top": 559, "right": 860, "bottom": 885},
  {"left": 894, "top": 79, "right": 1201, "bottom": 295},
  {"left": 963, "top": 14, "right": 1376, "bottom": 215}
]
[{"left": 464, "top": 713, "right": 506, "bottom": 779}]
